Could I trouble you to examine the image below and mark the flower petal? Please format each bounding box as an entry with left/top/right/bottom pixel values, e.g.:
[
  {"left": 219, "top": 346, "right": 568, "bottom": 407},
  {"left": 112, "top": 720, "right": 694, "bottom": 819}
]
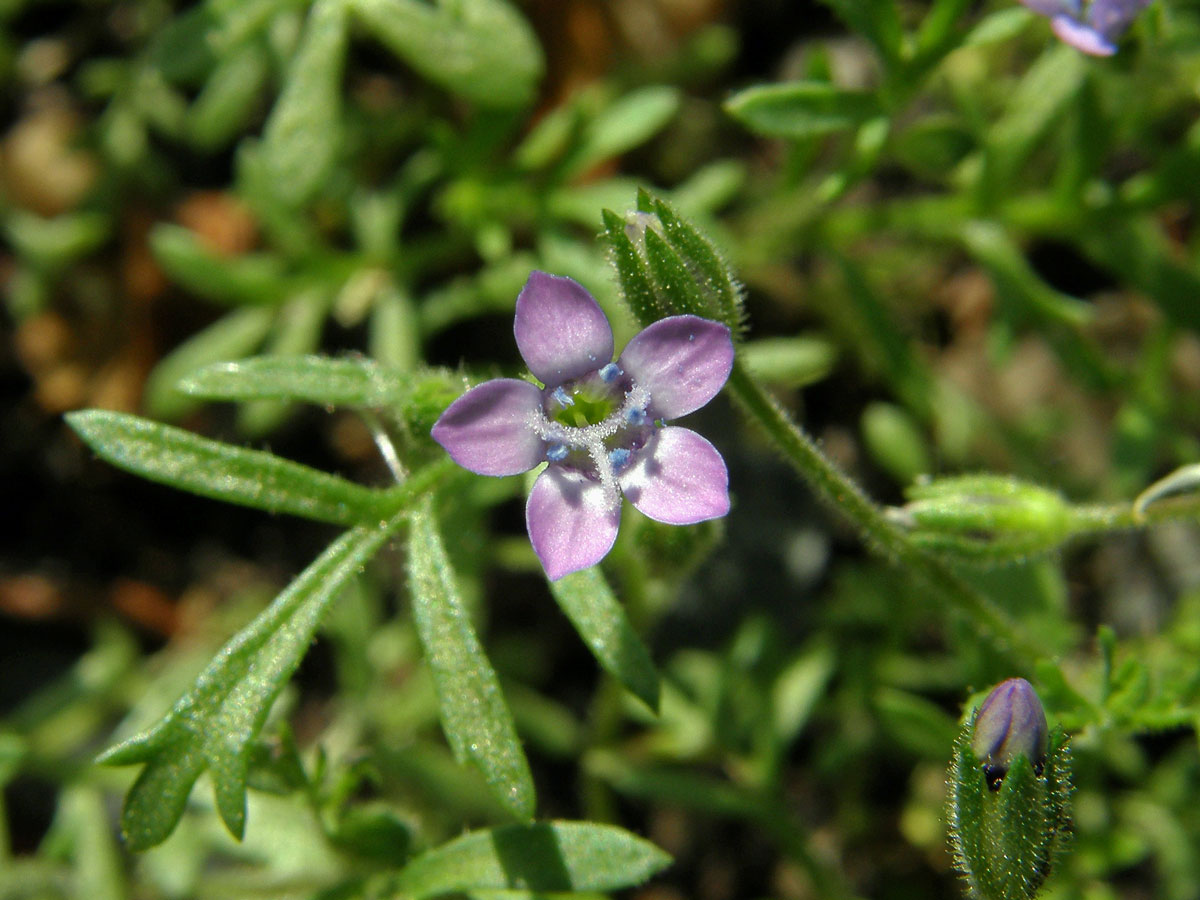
[
  {"left": 1050, "top": 14, "right": 1116, "bottom": 54},
  {"left": 618, "top": 316, "right": 733, "bottom": 420},
  {"left": 514, "top": 272, "right": 614, "bottom": 386},
  {"left": 1086, "top": 0, "right": 1149, "bottom": 42},
  {"left": 431, "top": 379, "right": 544, "bottom": 476},
  {"left": 618, "top": 427, "right": 729, "bottom": 525},
  {"left": 526, "top": 467, "right": 621, "bottom": 580}
]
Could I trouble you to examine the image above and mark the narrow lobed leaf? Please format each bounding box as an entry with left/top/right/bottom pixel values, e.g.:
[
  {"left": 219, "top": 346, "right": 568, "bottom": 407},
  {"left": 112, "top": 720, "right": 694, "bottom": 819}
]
[
  {"left": 66, "top": 410, "right": 387, "bottom": 527},
  {"left": 408, "top": 497, "right": 536, "bottom": 820},
  {"left": 395, "top": 821, "right": 672, "bottom": 898},
  {"left": 98, "top": 513, "right": 408, "bottom": 848},
  {"left": 548, "top": 569, "right": 660, "bottom": 712}
]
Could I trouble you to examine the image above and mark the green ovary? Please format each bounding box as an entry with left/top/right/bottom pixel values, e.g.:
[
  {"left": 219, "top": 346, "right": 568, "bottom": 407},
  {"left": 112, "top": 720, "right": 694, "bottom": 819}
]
[{"left": 552, "top": 386, "right": 617, "bottom": 428}]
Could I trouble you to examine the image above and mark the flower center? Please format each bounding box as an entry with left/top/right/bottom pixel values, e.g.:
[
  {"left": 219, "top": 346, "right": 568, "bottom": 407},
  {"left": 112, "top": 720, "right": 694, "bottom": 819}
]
[
  {"left": 550, "top": 383, "right": 618, "bottom": 428},
  {"left": 530, "top": 366, "right": 654, "bottom": 510}
]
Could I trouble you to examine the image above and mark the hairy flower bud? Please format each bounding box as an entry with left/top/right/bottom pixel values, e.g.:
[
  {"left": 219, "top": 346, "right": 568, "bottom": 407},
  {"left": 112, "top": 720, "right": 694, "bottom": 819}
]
[
  {"left": 947, "top": 679, "right": 1072, "bottom": 900},
  {"left": 972, "top": 677, "right": 1049, "bottom": 789}
]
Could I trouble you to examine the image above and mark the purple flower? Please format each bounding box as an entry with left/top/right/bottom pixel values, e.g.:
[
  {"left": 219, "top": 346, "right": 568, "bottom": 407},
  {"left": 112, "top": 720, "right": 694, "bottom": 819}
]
[
  {"left": 432, "top": 271, "right": 734, "bottom": 580},
  {"left": 1021, "top": 0, "right": 1152, "bottom": 55},
  {"left": 972, "top": 677, "right": 1049, "bottom": 788}
]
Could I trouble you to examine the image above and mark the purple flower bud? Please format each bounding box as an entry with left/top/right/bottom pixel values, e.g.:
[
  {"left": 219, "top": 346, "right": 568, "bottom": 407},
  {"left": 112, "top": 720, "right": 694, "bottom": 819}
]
[{"left": 971, "top": 678, "right": 1049, "bottom": 788}]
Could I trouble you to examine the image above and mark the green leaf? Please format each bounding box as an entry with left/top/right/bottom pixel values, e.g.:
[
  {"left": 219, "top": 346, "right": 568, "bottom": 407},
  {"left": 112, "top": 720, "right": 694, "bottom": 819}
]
[
  {"left": 565, "top": 86, "right": 681, "bottom": 176},
  {"left": 725, "top": 81, "right": 882, "bottom": 140},
  {"left": 861, "top": 401, "right": 931, "bottom": 485},
  {"left": 98, "top": 514, "right": 407, "bottom": 848},
  {"left": 548, "top": 569, "right": 659, "bottom": 711},
  {"left": 4, "top": 210, "right": 110, "bottom": 272},
  {"left": 261, "top": 0, "right": 349, "bottom": 205},
  {"left": 149, "top": 224, "right": 288, "bottom": 306},
  {"left": 818, "top": 0, "right": 903, "bottom": 61},
  {"left": 235, "top": 289, "right": 329, "bottom": 435},
  {"left": 740, "top": 336, "right": 836, "bottom": 388},
  {"left": 349, "top": 0, "right": 543, "bottom": 108},
  {"left": 181, "top": 355, "right": 428, "bottom": 408},
  {"left": 408, "top": 497, "right": 535, "bottom": 820},
  {"left": 984, "top": 44, "right": 1085, "bottom": 191},
  {"left": 144, "top": 306, "right": 275, "bottom": 419},
  {"left": 66, "top": 410, "right": 386, "bottom": 526},
  {"left": 188, "top": 42, "right": 270, "bottom": 150},
  {"left": 395, "top": 821, "right": 672, "bottom": 898}
]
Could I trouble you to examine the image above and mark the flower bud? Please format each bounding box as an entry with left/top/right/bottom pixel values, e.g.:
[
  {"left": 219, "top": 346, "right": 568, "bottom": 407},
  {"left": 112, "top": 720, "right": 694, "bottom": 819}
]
[
  {"left": 971, "top": 677, "right": 1048, "bottom": 788},
  {"left": 947, "top": 679, "right": 1071, "bottom": 900},
  {"left": 601, "top": 189, "right": 744, "bottom": 336}
]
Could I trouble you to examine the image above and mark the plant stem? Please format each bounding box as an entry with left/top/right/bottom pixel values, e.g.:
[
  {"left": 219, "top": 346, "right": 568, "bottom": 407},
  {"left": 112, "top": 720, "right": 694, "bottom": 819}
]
[{"left": 725, "top": 360, "right": 1048, "bottom": 668}]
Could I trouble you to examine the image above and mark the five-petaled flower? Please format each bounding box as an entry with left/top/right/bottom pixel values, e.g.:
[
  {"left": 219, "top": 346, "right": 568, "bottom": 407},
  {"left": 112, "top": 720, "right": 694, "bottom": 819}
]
[
  {"left": 1021, "top": 0, "right": 1151, "bottom": 55},
  {"left": 432, "top": 271, "right": 734, "bottom": 580}
]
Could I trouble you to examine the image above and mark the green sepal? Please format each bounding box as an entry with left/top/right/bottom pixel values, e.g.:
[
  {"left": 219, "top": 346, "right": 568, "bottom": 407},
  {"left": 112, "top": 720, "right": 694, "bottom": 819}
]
[
  {"left": 600, "top": 207, "right": 663, "bottom": 329},
  {"left": 895, "top": 475, "right": 1073, "bottom": 565},
  {"left": 643, "top": 192, "right": 744, "bottom": 335},
  {"left": 601, "top": 190, "right": 744, "bottom": 336},
  {"left": 643, "top": 227, "right": 711, "bottom": 319}
]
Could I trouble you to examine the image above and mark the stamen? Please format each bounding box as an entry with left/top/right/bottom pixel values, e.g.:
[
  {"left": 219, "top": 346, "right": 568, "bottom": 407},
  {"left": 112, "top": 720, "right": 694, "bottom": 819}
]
[
  {"left": 551, "top": 385, "right": 574, "bottom": 407},
  {"left": 546, "top": 443, "right": 569, "bottom": 462},
  {"left": 599, "top": 362, "right": 622, "bottom": 383},
  {"left": 626, "top": 407, "right": 647, "bottom": 426},
  {"left": 608, "top": 448, "right": 632, "bottom": 471}
]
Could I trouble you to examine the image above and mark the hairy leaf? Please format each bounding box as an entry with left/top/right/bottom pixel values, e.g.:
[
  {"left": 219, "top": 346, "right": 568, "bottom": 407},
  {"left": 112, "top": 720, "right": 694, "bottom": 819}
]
[
  {"left": 144, "top": 306, "right": 275, "bottom": 419},
  {"left": 549, "top": 569, "right": 659, "bottom": 711},
  {"left": 395, "top": 821, "right": 672, "bottom": 898},
  {"left": 408, "top": 497, "right": 536, "bottom": 820},
  {"left": 66, "top": 410, "right": 386, "bottom": 526},
  {"left": 98, "top": 514, "right": 407, "bottom": 848}
]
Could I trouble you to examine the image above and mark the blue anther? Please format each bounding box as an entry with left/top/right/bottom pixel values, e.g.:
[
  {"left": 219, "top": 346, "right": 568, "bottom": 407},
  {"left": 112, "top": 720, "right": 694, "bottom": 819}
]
[
  {"left": 551, "top": 385, "right": 574, "bottom": 407},
  {"left": 608, "top": 447, "right": 632, "bottom": 471},
  {"left": 546, "top": 443, "right": 569, "bottom": 462},
  {"left": 599, "top": 362, "right": 622, "bottom": 383},
  {"left": 626, "top": 407, "right": 648, "bottom": 426}
]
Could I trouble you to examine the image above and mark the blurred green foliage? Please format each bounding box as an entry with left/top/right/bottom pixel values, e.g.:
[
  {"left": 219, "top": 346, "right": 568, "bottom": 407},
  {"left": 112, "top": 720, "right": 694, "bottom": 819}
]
[{"left": 4, "top": 0, "right": 1200, "bottom": 898}]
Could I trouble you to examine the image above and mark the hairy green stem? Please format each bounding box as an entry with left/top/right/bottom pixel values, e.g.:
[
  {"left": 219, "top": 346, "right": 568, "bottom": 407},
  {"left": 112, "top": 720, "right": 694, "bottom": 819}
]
[
  {"left": 1069, "top": 496, "right": 1200, "bottom": 532},
  {"left": 725, "top": 360, "right": 1048, "bottom": 668}
]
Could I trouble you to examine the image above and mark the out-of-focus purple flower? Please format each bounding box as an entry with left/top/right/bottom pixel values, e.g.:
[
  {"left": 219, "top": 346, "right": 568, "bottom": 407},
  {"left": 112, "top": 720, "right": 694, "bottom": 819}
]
[
  {"left": 972, "top": 677, "right": 1049, "bottom": 788},
  {"left": 432, "top": 271, "right": 733, "bottom": 580},
  {"left": 1021, "top": 0, "right": 1152, "bottom": 55}
]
